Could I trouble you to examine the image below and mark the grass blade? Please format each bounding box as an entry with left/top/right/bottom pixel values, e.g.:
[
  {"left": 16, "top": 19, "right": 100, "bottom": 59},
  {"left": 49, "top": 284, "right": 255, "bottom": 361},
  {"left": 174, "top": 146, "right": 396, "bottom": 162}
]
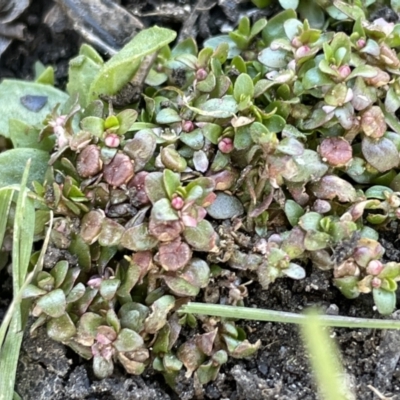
[
  {"left": 0, "top": 211, "right": 53, "bottom": 350},
  {"left": 180, "top": 302, "right": 400, "bottom": 330},
  {"left": 0, "top": 188, "right": 13, "bottom": 270},
  {"left": 300, "top": 310, "right": 353, "bottom": 400},
  {"left": 0, "top": 160, "right": 35, "bottom": 400}
]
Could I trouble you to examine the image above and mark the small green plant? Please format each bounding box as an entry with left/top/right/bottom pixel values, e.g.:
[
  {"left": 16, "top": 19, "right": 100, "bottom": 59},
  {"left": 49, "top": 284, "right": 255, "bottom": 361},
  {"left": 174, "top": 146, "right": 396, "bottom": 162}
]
[{"left": 3, "top": 1, "right": 400, "bottom": 397}]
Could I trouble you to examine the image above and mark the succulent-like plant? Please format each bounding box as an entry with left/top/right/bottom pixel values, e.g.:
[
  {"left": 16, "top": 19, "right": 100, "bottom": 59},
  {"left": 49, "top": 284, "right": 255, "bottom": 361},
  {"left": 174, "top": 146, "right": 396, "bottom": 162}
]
[{"left": 5, "top": 2, "right": 400, "bottom": 388}]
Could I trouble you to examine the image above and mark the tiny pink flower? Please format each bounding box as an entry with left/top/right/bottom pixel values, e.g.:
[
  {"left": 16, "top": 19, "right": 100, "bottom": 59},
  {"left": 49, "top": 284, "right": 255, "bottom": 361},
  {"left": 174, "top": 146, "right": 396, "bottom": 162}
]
[
  {"left": 291, "top": 37, "right": 302, "bottom": 48},
  {"left": 366, "top": 260, "right": 384, "bottom": 276},
  {"left": 104, "top": 133, "right": 120, "bottom": 148},
  {"left": 87, "top": 276, "right": 102, "bottom": 289},
  {"left": 196, "top": 68, "right": 208, "bottom": 81},
  {"left": 218, "top": 137, "right": 234, "bottom": 154},
  {"left": 182, "top": 120, "right": 195, "bottom": 132},
  {"left": 295, "top": 45, "right": 310, "bottom": 58},
  {"left": 171, "top": 196, "right": 184, "bottom": 210},
  {"left": 371, "top": 277, "right": 382, "bottom": 288},
  {"left": 356, "top": 38, "right": 366, "bottom": 48},
  {"left": 338, "top": 65, "right": 351, "bottom": 78}
]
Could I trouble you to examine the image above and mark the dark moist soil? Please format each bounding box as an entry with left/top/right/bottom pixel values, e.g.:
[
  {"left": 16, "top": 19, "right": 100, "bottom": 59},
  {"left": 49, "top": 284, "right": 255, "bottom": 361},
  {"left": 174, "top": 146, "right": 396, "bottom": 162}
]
[{"left": 2, "top": 1, "right": 400, "bottom": 399}]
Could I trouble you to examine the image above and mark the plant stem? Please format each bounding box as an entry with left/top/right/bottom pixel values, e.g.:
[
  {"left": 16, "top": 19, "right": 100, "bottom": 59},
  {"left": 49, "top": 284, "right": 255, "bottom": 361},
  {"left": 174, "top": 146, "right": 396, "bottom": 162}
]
[{"left": 180, "top": 302, "right": 400, "bottom": 330}]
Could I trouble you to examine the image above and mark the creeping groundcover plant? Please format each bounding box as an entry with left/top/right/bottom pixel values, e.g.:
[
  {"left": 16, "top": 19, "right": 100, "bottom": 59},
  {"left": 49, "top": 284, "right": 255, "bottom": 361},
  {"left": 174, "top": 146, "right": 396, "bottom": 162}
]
[{"left": 5, "top": 0, "right": 400, "bottom": 396}]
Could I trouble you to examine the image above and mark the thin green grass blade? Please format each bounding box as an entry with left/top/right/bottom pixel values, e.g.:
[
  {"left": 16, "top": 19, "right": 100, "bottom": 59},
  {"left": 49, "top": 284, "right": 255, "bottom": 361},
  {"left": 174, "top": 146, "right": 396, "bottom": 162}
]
[
  {"left": 180, "top": 302, "right": 400, "bottom": 330},
  {"left": 0, "top": 160, "right": 35, "bottom": 400},
  {"left": 300, "top": 310, "right": 352, "bottom": 400},
  {"left": 0, "top": 188, "right": 13, "bottom": 267},
  {"left": 0, "top": 211, "right": 53, "bottom": 350}
]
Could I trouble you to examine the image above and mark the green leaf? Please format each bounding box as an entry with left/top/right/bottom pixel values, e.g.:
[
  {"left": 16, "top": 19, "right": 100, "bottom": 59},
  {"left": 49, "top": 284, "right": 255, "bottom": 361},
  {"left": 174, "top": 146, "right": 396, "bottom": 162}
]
[
  {"left": 303, "top": 68, "right": 335, "bottom": 89},
  {"left": 365, "top": 185, "right": 393, "bottom": 200},
  {"left": 144, "top": 295, "right": 175, "bottom": 334},
  {"left": 198, "top": 96, "right": 238, "bottom": 118},
  {"left": 203, "top": 35, "right": 241, "bottom": 59},
  {"left": 156, "top": 108, "right": 182, "bottom": 124},
  {"left": 163, "top": 170, "right": 181, "bottom": 199},
  {"left": 298, "top": 0, "right": 325, "bottom": 29},
  {"left": 145, "top": 172, "right": 167, "bottom": 204},
  {"left": 332, "top": 0, "right": 366, "bottom": 20},
  {"left": 234, "top": 125, "right": 252, "bottom": 150},
  {"left": 279, "top": 0, "right": 299, "bottom": 10},
  {"left": 262, "top": 9, "right": 297, "bottom": 46},
  {"left": 299, "top": 212, "right": 323, "bottom": 231},
  {"left": 362, "top": 137, "right": 399, "bottom": 173},
  {"left": 66, "top": 54, "right": 103, "bottom": 108},
  {"left": 9, "top": 119, "right": 54, "bottom": 151},
  {"left": 121, "top": 224, "right": 159, "bottom": 252},
  {"left": 80, "top": 116, "right": 105, "bottom": 137},
  {"left": 114, "top": 328, "right": 144, "bottom": 352},
  {"left": 89, "top": 27, "right": 176, "bottom": 101},
  {"left": 47, "top": 313, "right": 77, "bottom": 342},
  {"left": 0, "top": 149, "right": 50, "bottom": 189},
  {"left": 151, "top": 198, "right": 179, "bottom": 221},
  {"left": 258, "top": 48, "right": 288, "bottom": 68},
  {"left": 183, "top": 220, "right": 218, "bottom": 252},
  {"left": 284, "top": 200, "right": 305, "bottom": 226},
  {"left": 234, "top": 74, "right": 254, "bottom": 102},
  {"left": 0, "top": 80, "right": 68, "bottom": 138},
  {"left": 36, "top": 289, "right": 66, "bottom": 318},
  {"left": 304, "top": 231, "right": 330, "bottom": 251},
  {"left": 373, "top": 288, "right": 396, "bottom": 315},
  {"left": 35, "top": 66, "right": 55, "bottom": 86}
]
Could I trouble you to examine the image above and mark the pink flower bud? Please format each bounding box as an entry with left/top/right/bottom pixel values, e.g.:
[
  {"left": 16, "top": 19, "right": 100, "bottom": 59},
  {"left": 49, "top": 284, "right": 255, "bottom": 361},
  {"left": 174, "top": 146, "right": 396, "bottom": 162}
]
[
  {"left": 291, "top": 37, "right": 302, "bottom": 48},
  {"left": 357, "top": 38, "right": 366, "bottom": 48},
  {"left": 87, "top": 276, "right": 102, "bottom": 289},
  {"left": 171, "top": 196, "right": 184, "bottom": 210},
  {"left": 55, "top": 115, "right": 67, "bottom": 126},
  {"left": 182, "top": 120, "right": 195, "bottom": 132},
  {"left": 338, "top": 65, "right": 351, "bottom": 78},
  {"left": 104, "top": 133, "right": 120, "bottom": 148},
  {"left": 295, "top": 45, "right": 311, "bottom": 58},
  {"left": 366, "top": 260, "right": 384, "bottom": 275},
  {"left": 218, "top": 137, "right": 234, "bottom": 154},
  {"left": 196, "top": 68, "right": 208, "bottom": 81},
  {"left": 371, "top": 277, "right": 382, "bottom": 288}
]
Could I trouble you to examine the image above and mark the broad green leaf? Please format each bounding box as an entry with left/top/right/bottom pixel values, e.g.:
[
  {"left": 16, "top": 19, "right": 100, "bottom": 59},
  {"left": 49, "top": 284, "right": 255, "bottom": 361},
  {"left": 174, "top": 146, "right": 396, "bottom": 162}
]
[
  {"left": 183, "top": 220, "right": 218, "bottom": 252},
  {"left": 89, "top": 27, "right": 176, "bottom": 101},
  {"left": 284, "top": 200, "right": 304, "bottom": 226},
  {"left": 332, "top": 0, "right": 366, "bottom": 20},
  {"left": 47, "top": 313, "right": 77, "bottom": 342},
  {"left": 9, "top": 119, "right": 54, "bottom": 150},
  {"left": 373, "top": 288, "right": 396, "bottom": 315},
  {"left": 0, "top": 80, "right": 68, "bottom": 138},
  {"left": 303, "top": 68, "right": 334, "bottom": 89},
  {"left": 0, "top": 149, "right": 49, "bottom": 189},
  {"left": 362, "top": 137, "right": 399, "bottom": 173},
  {"left": 36, "top": 289, "right": 66, "bottom": 318},
  {"left": 198, "top": 96, "right": 238, "bottom": 118},
  {"left": 298, "top": 0, "right": 325, "bottom": 29},
  {"left": 35, "top": 66, "right": 55, "bottom": 86},
  {"left": 258, "top": 48, "right": 288, "bottom": 68},
  {"left": 121, "top": 224, "right": 159, "bottom": 252},
  {"left": 262, "top": 9, "right": 297, "bottom": 46},
  {"left": 203, "top": 35, "right": 241, "bottom": 59},
  {"left": 163, "top": 170, "right": 181, "bottom": 199},
  {"left": 234, "top": 74, "right": 254, "bottom": 101}
]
